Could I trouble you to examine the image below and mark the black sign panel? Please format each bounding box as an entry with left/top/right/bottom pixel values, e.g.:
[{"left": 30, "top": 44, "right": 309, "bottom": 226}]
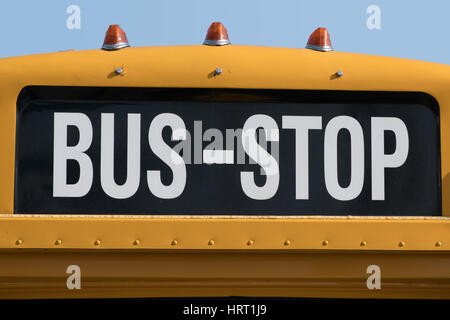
[{"left": 15, "top": 87, "right": 441, "bottom": 215}]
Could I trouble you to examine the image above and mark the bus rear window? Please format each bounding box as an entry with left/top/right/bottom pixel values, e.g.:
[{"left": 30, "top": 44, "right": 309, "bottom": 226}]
[{"left": 15, "top": 87, "right": 441, "bottom": 216}]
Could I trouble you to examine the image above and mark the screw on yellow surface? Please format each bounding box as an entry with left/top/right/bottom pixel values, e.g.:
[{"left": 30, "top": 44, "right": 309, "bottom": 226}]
[
  {"left": 398, "top": 241, "right": 405, "bottom": 247},
  {"left": 321, "top": 240, "right": 329, "bottom": 246},
  {"left": 360, "top": 241, "right": 367, "bottom": 247},
  {"left": 94, "top": 239, "right": 101, "bottom": 246},
  {"left": 435, "top": 241, "right": 443, "bottom": 247},
  {"left": 133, "top": 239, "right": 140, "bottom": 246},
  {"left": 247, "top": 240, "right": 254, "bottom": 246},
  {"left": 208, "top": 240, "right": 215, "bottom": 246},
  {"left": 171, "top": 240, "right": 178, "bottom": 246},
  {"left": 54, "top": 239, "right": 62, "bottom": 246},
  {"left": 115, "top": 67, "right": 124, "bottom": 75},
  {"left": 15, "top": 239, "right": 23, "bottom": 245},
  {"left": 284, "top": 240, "right": 291, "bottom": 246}
]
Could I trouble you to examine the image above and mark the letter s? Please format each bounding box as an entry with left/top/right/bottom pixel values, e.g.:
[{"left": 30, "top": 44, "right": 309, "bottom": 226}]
[
  {"left": 241, "top": 114, "right": 280, "bottom": 200},
  {"left": 147, "top": 113, "right": 187, "bottom": 199}
]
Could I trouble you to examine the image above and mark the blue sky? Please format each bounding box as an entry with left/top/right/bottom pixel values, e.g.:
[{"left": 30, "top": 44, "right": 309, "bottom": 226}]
[{"left": 0, "top": 0, "right": 448, "bottom": 64}]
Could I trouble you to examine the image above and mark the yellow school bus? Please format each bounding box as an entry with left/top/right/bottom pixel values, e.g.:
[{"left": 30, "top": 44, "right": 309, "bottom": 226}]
[{"left": 0, "top": 23, "right": 449, "bottom": 299}]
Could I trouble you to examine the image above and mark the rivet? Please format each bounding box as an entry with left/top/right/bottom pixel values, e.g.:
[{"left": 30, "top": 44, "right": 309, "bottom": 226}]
[
  {"left": 435, "top": 241, "right": 442, "bottom": 247},
  {"left": 360, "top": 240, "right": 367, "bottom": 247},
  {"left": 398, "top": 241, "right": 405, "bottom": 247},
  {"left": 133, "top": 239, "right": 140, "bottom": 246},
  {"left": 55, "top": 239, "right": 62, "bottom": 246},
  {"left": 94, "top": 239, "right": 101, "bottom": 246},
  {"left": 15, "top": 239, "right": 23, "bottom": 245},
  {"left": 214, "top": 67, "right": 222, "bottom": 75},
  {"left": 284, "top": 240, "right": 291, "bottom": 246},
  {"left": 171, "top": 240, "right": 178, "bottom": 246},
  {"left": 322, "top": 240, "right": 329, "bottom": 246},
  {"left": 115, "top": 67, "right": 124, "bottom": 75},
  {"left": 247, "top": 240, "right": 254, "bottom": 246},
  {"left": 335, "top": 70, "right": 343, "bottom": 77},
  {"left": 208, "top": 240, "right": 215, "bottom": 246}
]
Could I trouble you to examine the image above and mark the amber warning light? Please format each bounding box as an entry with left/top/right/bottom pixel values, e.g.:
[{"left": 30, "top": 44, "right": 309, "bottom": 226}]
[
  {"left": 102, "top": 24, "right": 130, "bottom": 50},
  {"left": 203, "top": 22, "right": 231, "bottom": 46},
  {"left": 306, "top": 27, "right": 333, "bottom": 52}
]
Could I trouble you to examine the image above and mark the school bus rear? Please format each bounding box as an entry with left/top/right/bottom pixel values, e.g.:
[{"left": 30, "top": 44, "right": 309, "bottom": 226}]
[{"left": 0, "top": 24, "right": 450, "bottom": 299}]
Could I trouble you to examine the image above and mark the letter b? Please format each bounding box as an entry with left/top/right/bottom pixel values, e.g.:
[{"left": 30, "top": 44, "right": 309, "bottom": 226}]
[{"left": 53, "top": 113, "right": 93, "bottom": 197}]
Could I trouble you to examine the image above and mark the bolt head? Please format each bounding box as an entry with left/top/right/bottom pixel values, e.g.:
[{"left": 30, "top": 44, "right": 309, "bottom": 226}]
[{"left": 214, "top": 67, "right": 222, "bottom": 75}]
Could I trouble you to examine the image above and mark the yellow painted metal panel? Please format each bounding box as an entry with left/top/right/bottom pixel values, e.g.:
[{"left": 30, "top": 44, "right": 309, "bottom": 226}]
[
  {"left": 1, "top": 250, "right": 450, "bottom": 299},
  {"left": 0, "top": 215, "right": 449, "bottom": 251}
]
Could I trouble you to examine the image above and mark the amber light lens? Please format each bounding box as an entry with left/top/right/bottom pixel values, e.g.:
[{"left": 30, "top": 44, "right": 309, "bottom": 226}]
[
  {"left": 102, "top": 24, "right": 130, "bottom": 50},
  {"left": 306, "top": 27, "right": 333, "bottom": 52},
  {"left": 203, "top": 22, "right": 231, "bottom": 46}
]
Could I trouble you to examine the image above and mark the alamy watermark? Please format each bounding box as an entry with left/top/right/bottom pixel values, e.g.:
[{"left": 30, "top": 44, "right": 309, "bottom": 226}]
[
  {"left": 366, "top": 265, "right": 381, "bottom": 290},
  {"left": 66, "top": 265, "right": 81, "bottom": 290},
  {"left": 66, "top": 5, "right": 81, "bottom": 30},
  {"left": 367, "top": 5, "right": 381, "bottom": 30}
]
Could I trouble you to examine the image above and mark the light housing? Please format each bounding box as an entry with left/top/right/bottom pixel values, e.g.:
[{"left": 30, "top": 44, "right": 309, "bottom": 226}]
[
  {"left": 203, "top": 22, "right": 231, "bottom": 46},
  {"left": 306, "top": 27, "right": 333, "bottom": 52},
  {"left": 102, "top": 25, "right": 130, "bottom": 51}
]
